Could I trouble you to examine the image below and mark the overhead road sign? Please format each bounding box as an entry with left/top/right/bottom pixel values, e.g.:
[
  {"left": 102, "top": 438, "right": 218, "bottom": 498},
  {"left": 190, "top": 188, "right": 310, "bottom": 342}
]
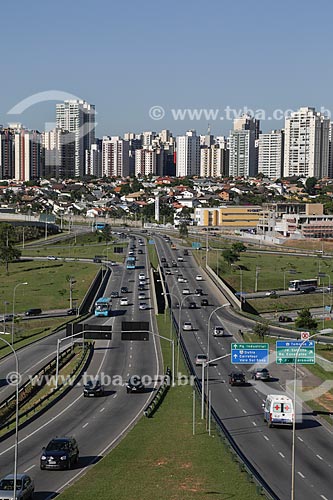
[
  {"left": 276, "top": 340, "right": 315, "bottom": 364},
  {"left": 231, "top": 343, "right": 269, "bottom": 364}
]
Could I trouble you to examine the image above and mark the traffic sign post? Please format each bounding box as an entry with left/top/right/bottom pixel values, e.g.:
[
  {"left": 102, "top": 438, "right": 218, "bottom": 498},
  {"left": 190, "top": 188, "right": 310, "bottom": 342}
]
[
  {"left": 231, "top": 343, "right": 269, "bottom": 364},
  {"left": 276, "top": 340, "right": 315, "bottom": 364}
]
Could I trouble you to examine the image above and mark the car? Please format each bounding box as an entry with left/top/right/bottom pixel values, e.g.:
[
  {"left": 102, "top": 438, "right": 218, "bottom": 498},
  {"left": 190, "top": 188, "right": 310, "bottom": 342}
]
[
  {"left": 165, "top": 269, "right": 172, "bottom": 275},
  {"left": 93, "top": 257, "right": 102, "bottom": 263},
  {"left": 171, "top": 261, "right": 177, "bottom": 267},
  {"left": 265, "top": 290, "right": 277, "bottom": 297},
  {"left": 67, "top": 308, "right": 78, "bottom": 316},
  {"left": 252, "top": 368, "right": 270, "bottom": 381},
  {"left": 83, "top": 379, "right": 104, "bottom": 397},
  {"left": 183, "top": 249, "right": 189, "bottom": 256},
  {"left": 126, "top": 375, "right": 145, "bottom": 393},
  {"left": 109, "top": 261, "right": 117, "bottom": 266},
  {"left": 195, "top": 275, "right": 203, "bottom": 281},
  {"left": 0, "top": 474, "right": 34, "bottom": 500},
  {"left": 163, "top": 262, "right": 169, "bottom": 268},
  {"left": 0, "top": 313, "right": 15, "bottom": 321},
  {"left": 201, "top": 298, "right": 209, "bottom": 306},
  {"left": 25, "top": 308, "right": 42, "bottom": 316},
  {"left": 188, "top": 302, "right": 197, "bottom": 309},
  {"left": 138, "top": 249, "right": 143, "bottom": 254},
  {"left": 177, "top": 256, "right": 184, "bottom": 262},
  {"left": 301, "top": 286, "right": 316, "bottom": 294},
  {"left": 229, "top": 372, "right": 246, "bottom": 386},
  {"left": 120, "top": 297, "right": 129, "bottom": 306},
  {"left": 278, "top": 315, "right": 292, "bottom": 323},
  {"left": 177, "top": 276, "right": 187, "bottom": 283},
  {"left": 139, "top": 280, "right": 145, "bottom": 286},
  {"left": 161, "top": 257, "right": 166, "bottom": 263},
  {"left": 40, "top": 436, "right": 79, "bottom": 470},
  {"left": 139, "top": 273, "right": 146, "bottom": 280},
  {"left": 121, "top": 286, "right": 128, "bottom": 294},
  {"left": 47, "top": 255, "right": 57, "bottom": 260},
  {"left": 213, "top": 325, "right": 225, "bottom": 336},
  {"left": 195, "top": 354, "right": 208, "bottom": 366},
  {"left": 182, "top": 321, "right": 193, "bottom": 330},
  {"left": 139, "top": 302, "right": 148, "bottom": 310},
  {"left": 110, "top": 291, "right": 119, "bottom": 298},
  {"left": 195, "top": 288, "right": 203, "bottom": 296},
  {"left": 138, "top": 284, "right": 145, "bottom": 291},
  {"left": 182, "top": 288, "right": 190, "bottom": 295},
  {"left": 138, "top": 292, "right": 146, "bottom": 300}
]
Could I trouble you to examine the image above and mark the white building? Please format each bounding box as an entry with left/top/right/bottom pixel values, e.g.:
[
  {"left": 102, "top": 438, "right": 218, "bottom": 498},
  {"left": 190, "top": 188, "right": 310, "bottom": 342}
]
[
  {"left": 284, "top": 107, "right": 330, "bottom": 178},
  {"left": 14, "top": 127, "right": 41, "bottom": 181},
  {"left": 228, "top": 115, "right": 260, "bottom": 177},
  {"left": 176, "top": 130, "right": 200, "bottom": 177},
  {"left": 86, "top": 140, "right": 102, "bottom": 177},
  {"left": 42, "top": 128, "right": 75, "bottom": 178},
  {"left": 135, "top": 149, "right": 156, "bottom": 176},
  {"left": 258, "top": 130, "right": 284, "bottom": 179},
  {"left": 102, "top": 136, "right": 129, "bottom": 178},
  {"left": 200, "top": 144, "right": 224, "bottom": 177},
  {"left": 56, "top": 99, "right": 95, "bottom": 177}
]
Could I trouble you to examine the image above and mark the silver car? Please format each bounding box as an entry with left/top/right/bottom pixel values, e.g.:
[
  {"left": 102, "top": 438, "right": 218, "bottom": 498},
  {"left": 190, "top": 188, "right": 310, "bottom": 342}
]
[{"left": 0, "top": 474, "right": 34, "bottom": 500}]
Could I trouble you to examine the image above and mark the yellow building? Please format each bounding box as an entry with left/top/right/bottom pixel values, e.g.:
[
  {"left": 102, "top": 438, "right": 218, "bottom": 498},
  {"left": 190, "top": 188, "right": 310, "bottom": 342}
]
[{"left": 195, "top": 206, "right": 262, "bottom": 227}]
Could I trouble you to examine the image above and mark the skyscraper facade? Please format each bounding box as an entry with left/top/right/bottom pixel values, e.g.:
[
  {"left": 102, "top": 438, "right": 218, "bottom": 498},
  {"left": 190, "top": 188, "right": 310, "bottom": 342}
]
[
  {"left": 228, "top": 115, "right": 260, "bottom": 177},
  {"left": 258, "top": 130, "right": 284, "bottom": 179},
  {"left": 176, "top": 130, "right": 200, "bottom": 177}
]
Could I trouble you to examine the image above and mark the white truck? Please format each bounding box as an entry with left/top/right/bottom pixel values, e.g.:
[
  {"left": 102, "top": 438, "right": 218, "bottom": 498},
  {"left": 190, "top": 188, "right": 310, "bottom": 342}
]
[{"left": 263, "top": 394, "right": 294, "bottom": 428}]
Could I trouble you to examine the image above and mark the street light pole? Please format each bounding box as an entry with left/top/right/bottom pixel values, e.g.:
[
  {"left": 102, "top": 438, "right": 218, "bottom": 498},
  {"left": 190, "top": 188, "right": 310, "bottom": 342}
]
[
  {"left": 0, "top": 337, "right": 19, "bottom": 500},
  {"left": 162, "top": 291, "right": 179, "bottom": 339},
  {"left": 232, "top": 264, "right": 243, "bottom": 311},
  {"left": 177, "top": 294, "right": 196, "bottom": 374},
  {"left": 11, "top": 282, "right": 28, "bottom": 345},
  {"left": 201, "top": 352, "right": 231, "bottom": 419},
  {"left": 291, "top": 331, "right": 327, "bottom": 500}
]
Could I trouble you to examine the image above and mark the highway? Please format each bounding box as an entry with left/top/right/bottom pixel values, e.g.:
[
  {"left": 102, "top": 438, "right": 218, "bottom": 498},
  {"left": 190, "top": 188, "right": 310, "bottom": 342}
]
[
  {"left": 154, "top": 233, "right": 333, "bottom": 500},
  {"left": 0, "top": 236, "right": 162, "bottom": 498}
]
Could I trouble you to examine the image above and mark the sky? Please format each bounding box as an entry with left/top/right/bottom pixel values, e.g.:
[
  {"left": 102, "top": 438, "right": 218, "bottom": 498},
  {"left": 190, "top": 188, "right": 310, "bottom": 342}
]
[{"left": 1, "top": 0, "right": 333, "bottom": 138}]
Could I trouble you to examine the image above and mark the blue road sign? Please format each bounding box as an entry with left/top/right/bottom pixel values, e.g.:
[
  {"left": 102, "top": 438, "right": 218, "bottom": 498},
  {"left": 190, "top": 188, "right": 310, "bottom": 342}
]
[
  {"left": 192, "top": 242, "right": 201, "bottom": 249},
  {"left": 149, "top": 239, "right": 155, "bottom": 244},
  {"left": 231, "top": 343, "right": 269, "bottom": 364}
]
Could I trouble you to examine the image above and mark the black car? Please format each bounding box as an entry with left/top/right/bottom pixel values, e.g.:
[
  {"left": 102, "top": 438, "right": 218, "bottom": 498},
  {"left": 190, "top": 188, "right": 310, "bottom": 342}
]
[
  {"left": 40, "top": 437, "right": 79, "bottom": 470},
  {"left": 171, "top": 261, "right": 177, "bottom": 267},
  {"left": 161, "top": 257, "right": 166, "bottom": 263},
  {"left": 67, "top": 308, "right": 78, "bottom": 316},
  {"left": 121, "top": 286, "right": 128, "bottom": 294},
  {"left": 25, "top": 308, "right": 42, "bottom": 316},
  {"left": 201, "top": 298, "right": 209, "bottom": 306},
  {"left": 138, "top": 284, "right": 145, "bottom": 291},
  {"left": 83, "top": 379, "right": 104, "bottom": 397},
  {"left": 126, "top": 375, "right": 145, "bottom": 393},
  {"left": 279, "top": 315, "right": 292, "bottom": 323},
  {"left": 229, "top": 372, "right": 246, "bottom": 386},
  {"left": 138, "top": 249, "right": 143, "bottom": 254},
  {"left": 195, "top": 288, "right": 203, "bottom": 296},
  {"left": 163, "top": 262, "right": 169, "bottom": 268},
  {"left": 188, "top": 302, "right": 197, "bottom": 309},
  {"left": 110, "top": 291, "right": 119, "bottom": 298}
]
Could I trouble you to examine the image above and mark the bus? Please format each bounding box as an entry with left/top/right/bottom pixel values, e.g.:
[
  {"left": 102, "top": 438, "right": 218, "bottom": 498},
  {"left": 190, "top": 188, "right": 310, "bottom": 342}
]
[
  {"left": 126, "top": 256, "right": 136, "bottom": 270},
  {"left": 288, "top": 278, "right": 318, "bottom": 291},
  {"left": 94, "top": 297, "right": 112, "bottom": 317},
  {"left": 95, "top": 222, "right": 109, "bottom": 231}
]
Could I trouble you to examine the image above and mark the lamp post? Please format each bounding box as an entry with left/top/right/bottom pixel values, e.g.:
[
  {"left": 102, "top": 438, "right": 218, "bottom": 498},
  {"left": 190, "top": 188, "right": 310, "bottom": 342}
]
[
  {"left": 162, "top": 291, "right": 179, "bottom": 339},
  {"left": 254, "top": 266, "right": 261, "bottom": 292},
  {"left": 177, "top": 293, "right": 196, "bottom": 374},
  {"left": 3, "top": 301, "right": 10, "bottom": 334},
  {"left": 291, "top": 331, "right": 328, "bottom": 500},
  {"left": 232, "top": 264, "right": 243, "bottom": 311},
  {"left": 0, "top": 337, "right": 19, "bottom": 500},
  {"left": 11, "top": 282, "right": 28, "bottom": 345},
  {"left": 201, "top": 352, "right": 231, "bottom": 419},
  {"left": 318, "top": 273, "right": 330, "bottom": 329}
]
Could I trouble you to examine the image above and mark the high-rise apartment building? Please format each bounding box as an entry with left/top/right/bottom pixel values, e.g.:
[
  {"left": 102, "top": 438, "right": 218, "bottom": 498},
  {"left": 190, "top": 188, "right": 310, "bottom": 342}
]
[
  {"left": 176, "top": 130, "right": 200, "bottom": 177},
  {"left": 42, "top": 128, "right": 75, "bottom": 179},
  {"left": 228, "top": 115, "right": 260, "bottom": 177},
  {"left": 284, "top": 107, "right": 330, "bottom": 178},
  {"left": 14, "top": 127, "right": 42, "bottom": 181},
  {"left": 85, "top": 139, "right": 102, "bottom": 177},
  {"left": 258, "top": 130, "right": 284, "bottom": 179},
  {"left": 56, "top": 99, "right": 95, "bottom": 177},
  {"left": 0, "top": 126, "right": 15, "bottom": 179},
  {"left": 135, "top": 149, "right": 156, "bottom": 176},
  {"left": 102, "top": 136, "right": 129, "bottom": 178},
  {"left": 200, "top": 144, "right": 224, "bottom": 177}
]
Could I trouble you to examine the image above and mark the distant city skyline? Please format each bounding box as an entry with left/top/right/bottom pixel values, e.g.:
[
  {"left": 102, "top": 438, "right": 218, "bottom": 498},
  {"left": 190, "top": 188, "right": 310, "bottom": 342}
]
[{"left": 1, "top": 0, "right": 333, "bottom": 136}]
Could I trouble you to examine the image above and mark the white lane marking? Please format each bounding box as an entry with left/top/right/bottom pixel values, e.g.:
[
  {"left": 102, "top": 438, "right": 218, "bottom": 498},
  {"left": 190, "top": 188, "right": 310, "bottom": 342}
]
[
  {"left": 263, "top": 435, "right": 269, "bottom": 441},
  {"left": 228, "top": 388, "right": 232, "bottom": 393},
  {"left": 235, "top": 398, "right": 239, "bottom": 403},
  {"left": 297, "top": 436, "right": 304, "bottom": 442},
  {"left": 113, "top": 393, "right": 117, "bottom": 398},
  {"left": 242, "top": 409, "right": 247, "bottom": 414},
  {"left": 320, "top": 495, "right": 329, "bottom": 500},
  {"left": 278, "top": 452, "right": 285, "bottom": 458},
  {"left": 254, "top": 389, "right": 258, "bottom": 394},
  {"left": 297, "top": 472, "right": 305, "bottom": 478},
  {"left": 129, "top": 364, "right": 132, "bottom": 368},
  {"left": 100, "top": 407, "right": 105, "bottom": 413},
  {"left": 129, "top": 354, "right": 133, "bottom": 359},
  {"left": 24, "top": 464, "right": 35, "bottom": 472},
  {"left": 82, "top": 423, "right": 89, "bottom": 428},
  {"left": 252, "top": 421, "right": 257, "bottom": 426},
  {"left": 316, "top": 454, "right": 323, "bottom": 460}
]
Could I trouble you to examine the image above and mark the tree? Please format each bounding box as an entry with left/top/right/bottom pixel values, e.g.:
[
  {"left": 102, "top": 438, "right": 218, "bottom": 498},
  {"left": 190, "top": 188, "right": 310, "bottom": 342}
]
[
  {"left": 0, "top": 223, "right": 21, "bottom": 274},
  {"left": 295, "top": 308, "right": 318, "bottom": 330},
  {"left": 222, "top": 249, "right": 239, "bottom": 265},
  {"left": 231, "top": 242, "right": 247, "bottom": 253},
  {"left": 253, "top": 320, "right": 269, "bottom": 342},
  {"left": 101, "top": 225, "right": 112, "bottom": 243},
  {"left": 179, "top": 222, "right": 188, "bottom": 239},
  {"left": 305, "top": 177, "right": 317, "bottom": 195}
]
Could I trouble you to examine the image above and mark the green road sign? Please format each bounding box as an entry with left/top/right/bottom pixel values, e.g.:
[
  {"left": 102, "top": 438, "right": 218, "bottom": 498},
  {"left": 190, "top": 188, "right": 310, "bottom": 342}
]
[{"left": 276, "top": 340, "right": 315, "bottom": 364}]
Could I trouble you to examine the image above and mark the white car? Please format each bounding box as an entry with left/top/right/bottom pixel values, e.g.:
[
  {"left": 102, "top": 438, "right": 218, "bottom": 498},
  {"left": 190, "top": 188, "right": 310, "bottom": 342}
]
[
  {"left": 182, "top": 288, "right": 190, "bottom": 295},
  {"left": 213, "top": 326, "right": 225, "bottom": 336},
  {"left": 182, "top": 321, "right": 193, "bottom": 331},
  {"left": 177, "top": 256, "right": 184, "bottom": 262},
  {"left": 138, "top": 292, "right": 146, "bottom": 300},
  {"left": 47, "top": 255, "right": 57, "bottom": 260},
  {"left": 120, "top": 297, "right": 129, "bottom": 306},
  {"left": 139, "top": 273, "right": 146, "bottom": 280},
  {"left": 195, "top": 275, "right": 203, "bottom": 281},
  {"left": 195, "top": 354, "right": 208, "bottom": 366},
  {"left": 177, "top": 276, "right": 187, "bottom": 283},
  {"left": 139, "top": 303, "right": 148, "bottom": 310}
]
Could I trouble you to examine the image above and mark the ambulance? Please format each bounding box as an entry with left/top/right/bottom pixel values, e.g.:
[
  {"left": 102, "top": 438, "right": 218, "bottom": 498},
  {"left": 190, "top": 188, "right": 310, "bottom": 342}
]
[{"left": 263, "top": 394, "right": 294, "bottom": 428}]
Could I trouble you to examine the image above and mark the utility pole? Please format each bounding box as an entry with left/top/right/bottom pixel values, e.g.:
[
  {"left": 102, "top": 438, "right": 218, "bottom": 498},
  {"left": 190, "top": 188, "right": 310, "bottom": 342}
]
[
  {"left": 69, "top": 277, "right": 76, "bottom": 309},
  {"left": 255, "top": 266, "right": 260, "bottom": 292}
]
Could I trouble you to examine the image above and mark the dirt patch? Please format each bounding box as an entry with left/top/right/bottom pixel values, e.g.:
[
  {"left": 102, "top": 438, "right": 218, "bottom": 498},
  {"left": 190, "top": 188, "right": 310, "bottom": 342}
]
[
  {"left": 154, "top": 458, "right": 168, "bottom": 467},
  {"left": 180, "top": 462, "right": 192, "bottom": 469},
  {"left": 314, "top": 391, "right": 333, "bottom": 412},
  {"left": 179, "top": 479, "right": 204, "bottom": 493}
]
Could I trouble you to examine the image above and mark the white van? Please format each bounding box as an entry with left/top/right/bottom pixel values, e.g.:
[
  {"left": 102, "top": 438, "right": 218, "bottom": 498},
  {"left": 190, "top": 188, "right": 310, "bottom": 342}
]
[{"left": 263, "top": 394, "right": 294, "bottom": 428}]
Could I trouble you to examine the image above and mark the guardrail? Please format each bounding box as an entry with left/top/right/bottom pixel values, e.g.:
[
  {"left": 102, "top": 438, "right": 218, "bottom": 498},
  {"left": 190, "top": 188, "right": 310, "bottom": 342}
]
[{"left": 143, "top": 367, "right": 172, "bottom": 418}]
